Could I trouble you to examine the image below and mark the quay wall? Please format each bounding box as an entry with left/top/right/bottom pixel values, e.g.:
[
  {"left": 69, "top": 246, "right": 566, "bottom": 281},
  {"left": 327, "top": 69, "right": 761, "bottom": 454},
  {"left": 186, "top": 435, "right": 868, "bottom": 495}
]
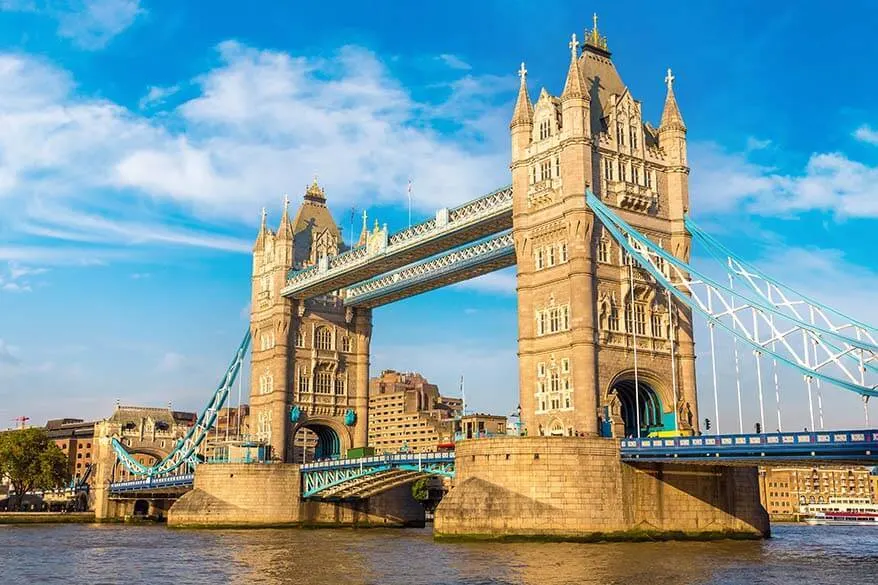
[
  {"left": 167, "top": 463, "right": 424, "bottom": 528},
  {"left": 434, "top": 437, "right": 769, "bottom": 540}
]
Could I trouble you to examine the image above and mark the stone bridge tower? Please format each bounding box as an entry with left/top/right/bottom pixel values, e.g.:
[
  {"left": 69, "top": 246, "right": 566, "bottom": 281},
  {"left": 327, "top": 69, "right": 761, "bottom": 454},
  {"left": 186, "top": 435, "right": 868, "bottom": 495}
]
[
  {"left": 249, "top": 179, "right": 370, "bottom": 463},
  {"left": 511, "top": 18, "right": 698, "bottom": 439}
]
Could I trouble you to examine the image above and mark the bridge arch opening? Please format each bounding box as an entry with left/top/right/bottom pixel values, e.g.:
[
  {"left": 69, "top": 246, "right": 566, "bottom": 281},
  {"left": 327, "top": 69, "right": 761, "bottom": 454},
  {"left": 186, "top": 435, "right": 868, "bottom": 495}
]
[
  {"left": 292, "top": 422, "right": 344, "bottom": 463},
  {"left": 133, "top": 499, "right": 149, "bottom": 517},
  {"left": 610, "top": 378, "right": 665, "bottom": 438}
]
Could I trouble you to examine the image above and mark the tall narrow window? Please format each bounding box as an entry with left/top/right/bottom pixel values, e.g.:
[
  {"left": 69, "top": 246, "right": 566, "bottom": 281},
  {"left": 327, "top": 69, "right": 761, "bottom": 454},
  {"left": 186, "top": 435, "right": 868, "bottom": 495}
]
[
  {"left": 341, "top": 336, "right": 351, "bottom": 352},
  {"left": 531, "top": 165, "right": 537, "bottom": 184},
  {"left": 315, "top": 371, "right": 333, "bottom": 394},
  {"left": 541, "top": 160, "right": 552, "bottom": 181},
  {"left": 632, "top": 166, "right": 640, "bottom": 185},
  {"left": 334, "top": 376, "right": 346, "bottom": 395},
  {"left": 561, "top": 305, "right": 570, "bottom": 330},
  {"left": 547, "top": 246, "right": 556, "bottom": 267},
  {"left": 550, "top": 371, "right": 560, "bottom": 392},
  {"left": 536, "top": 248, "right": 545, "bottom": 270},
  {"left": 616, "top": 122, "right": 625, "bottom": 145},
  {"left": 315, "top": 326, "right": 332, "bottom": 350},
  {"left": 559, "top": 243, "right": 568, "bottom": 263},
  {"left": 295, "top": 331, "right": 304, "bottom": 348},
  {"left": 603, "top": 158, "right": 613, "bottom": 180},
  {"left": 630, "top": 127, "right": 639, "bottom": 150},
  {"left": 609, "top": 304, "right": 620, "bottom": 331},
  {"left": 646, "top": 169, "right": 653, "bottom": 189},
  {"left": 555, "top": 156, "right": 560, "bottom": 177},
  {"left": 550, "top": 308, "right": 561, "bottom": 332},
  {"left": 652, "top": 314, "right": 664, "bottom": 338},
  {"left": 598, "top": 239, "right": 610, "bottom": 263},
  {"left": 627, "top": 303, "right": 646, "bottom": 336},
  {"left": 298, "top": 367, "right": 309, "bottom": 394}
]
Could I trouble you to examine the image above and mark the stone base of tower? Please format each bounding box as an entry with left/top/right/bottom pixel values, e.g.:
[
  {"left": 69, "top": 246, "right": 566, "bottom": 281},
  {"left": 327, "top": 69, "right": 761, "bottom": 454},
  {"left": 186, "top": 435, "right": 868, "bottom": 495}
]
[
  {"left": 167, "top": 463, "right": 425, "bottom": 528},
  {"left": 434, "top": 437, "right": 769, "bottom": 541}
]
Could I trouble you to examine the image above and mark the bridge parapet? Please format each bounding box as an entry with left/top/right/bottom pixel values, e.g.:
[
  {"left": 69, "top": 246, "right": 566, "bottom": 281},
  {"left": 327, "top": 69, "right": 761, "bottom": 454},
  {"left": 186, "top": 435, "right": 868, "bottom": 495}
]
[
  {"left": 281, "top": 186, "right": 512, "bottom": 299},
  {"left": 622, "top": 429, "right": 878, "bottom": 464}
]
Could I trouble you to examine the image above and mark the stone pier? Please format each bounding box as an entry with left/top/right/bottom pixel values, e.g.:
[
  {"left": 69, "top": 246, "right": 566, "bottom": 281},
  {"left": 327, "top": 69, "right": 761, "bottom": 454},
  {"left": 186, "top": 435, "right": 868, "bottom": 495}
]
[
  {"left": 168, "top": 463, "right": 424, "bottom": 528},
  {"left": 434, "top": 437, "right": 769, "bottom": 541}
]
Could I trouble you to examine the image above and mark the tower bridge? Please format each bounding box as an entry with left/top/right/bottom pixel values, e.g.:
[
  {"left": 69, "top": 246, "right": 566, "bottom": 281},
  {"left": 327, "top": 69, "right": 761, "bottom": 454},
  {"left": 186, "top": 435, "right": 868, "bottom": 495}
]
[{"left": 97, "top": 16, "right": 878, "bottom": 539}]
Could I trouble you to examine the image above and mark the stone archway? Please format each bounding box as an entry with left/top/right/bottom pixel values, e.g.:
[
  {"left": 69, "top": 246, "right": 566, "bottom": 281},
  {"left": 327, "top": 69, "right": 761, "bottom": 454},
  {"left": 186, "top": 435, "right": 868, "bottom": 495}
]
[
  {"left": 133, "top": 499, "right": 149, "bottom": 517},
  {"left": 291, "top": 418, "right": 351, "bottom": 463},
  {"left": 607, "top": 371, "right": 668, "bottom": 438}
]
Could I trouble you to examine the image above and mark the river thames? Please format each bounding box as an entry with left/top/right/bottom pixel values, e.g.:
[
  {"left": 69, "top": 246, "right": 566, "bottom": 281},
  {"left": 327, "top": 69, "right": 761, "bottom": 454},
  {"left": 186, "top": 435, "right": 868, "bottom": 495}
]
[{"left": 0, "top": 524, "right": 876, "bottom": 584}]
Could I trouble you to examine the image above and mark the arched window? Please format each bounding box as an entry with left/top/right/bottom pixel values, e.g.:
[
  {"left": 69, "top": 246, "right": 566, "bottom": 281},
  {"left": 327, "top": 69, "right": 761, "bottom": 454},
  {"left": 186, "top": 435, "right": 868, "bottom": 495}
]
[
  {"left": 341, "top": 337, "right": 351, "bottom": 352},
  {"left": 259, "top": 372, "right": 273, "bottom": 395},
  {"left": 334, "top": 376, "right": 346, "bottom": 395},
  {"left": 296, "top": 331, "right": 304, "bottom": 348},
  {"left": 550, "top": 371, "right": 560, "bottom": 393},
  {"left": 315, "top": 327, "right": 332, "bottom": 350}
]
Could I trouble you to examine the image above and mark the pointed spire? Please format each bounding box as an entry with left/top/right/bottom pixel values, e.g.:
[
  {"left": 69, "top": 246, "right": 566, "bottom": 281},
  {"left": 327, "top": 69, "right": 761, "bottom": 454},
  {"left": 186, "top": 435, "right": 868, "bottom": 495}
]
[
  {"left": 277, "top": 193, "right": 293, "bottom": 239},
  {"left": 561, "top": 33, "right": 588, "bottom": 100},
  {"left": 510, "top": 61, "right": 534, "bottom": 128},
  {"left": 660, "top": 68, "right": 686, "bottom": 132},
  {"left": 254, "top": 207, "right": 270, "bottom": 250},
  {"left": 357, "top": 209, "right": 368, "bottom": 246}
]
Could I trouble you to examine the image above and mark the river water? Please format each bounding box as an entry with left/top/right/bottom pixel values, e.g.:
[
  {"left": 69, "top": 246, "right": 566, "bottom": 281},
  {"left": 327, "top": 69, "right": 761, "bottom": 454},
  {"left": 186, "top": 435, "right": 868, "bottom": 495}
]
[{"left": 0, "top": 524, "right": 876, "bottom": 585}]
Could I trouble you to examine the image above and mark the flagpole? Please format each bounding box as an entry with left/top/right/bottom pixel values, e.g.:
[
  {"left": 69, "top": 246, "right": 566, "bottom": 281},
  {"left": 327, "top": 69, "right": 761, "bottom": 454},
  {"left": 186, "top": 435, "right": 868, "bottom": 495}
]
[{"left": 407, "top": 178, "right": 412, "bottom": 228}]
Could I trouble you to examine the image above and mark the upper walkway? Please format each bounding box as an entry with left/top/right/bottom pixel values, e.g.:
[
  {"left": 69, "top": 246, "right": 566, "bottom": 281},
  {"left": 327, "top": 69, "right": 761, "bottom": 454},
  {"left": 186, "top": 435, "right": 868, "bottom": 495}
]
[{"left": 281, "top": 186, "right": 512, "bottom": 299}]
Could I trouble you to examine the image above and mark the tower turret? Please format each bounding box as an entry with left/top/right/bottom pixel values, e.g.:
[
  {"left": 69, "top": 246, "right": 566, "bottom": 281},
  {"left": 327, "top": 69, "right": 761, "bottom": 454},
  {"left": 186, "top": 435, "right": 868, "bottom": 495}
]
[
  {"left": 561, "top": 33, "right": 590, "bottom": 141},
  {"left": 510, "top": 62, "right": 534, "bottom": 160},
  {"left": 658, "top": 68, "right": 689, "bottom": 219}
]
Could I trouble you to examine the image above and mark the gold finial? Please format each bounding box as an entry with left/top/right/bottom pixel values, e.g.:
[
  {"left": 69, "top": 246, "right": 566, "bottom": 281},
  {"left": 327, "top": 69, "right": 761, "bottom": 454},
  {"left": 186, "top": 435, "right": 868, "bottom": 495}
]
[
  {"left": 518, "top": 61, "right": 527, "bottom": 81},
  {"left": 283, "top": 193, "right": 290, "bottom": 213},
  {"left": 261, "top": 206, "right": 267, "bottom": 226},
  {"left": 585, "top": 13, "right": 609, "bottom": 52},
  {"left": 665, "top": 68, "right": 675, "bottom": 91},
  {"left": 569, "top": 33, "right": 579, "bottom": 58}
]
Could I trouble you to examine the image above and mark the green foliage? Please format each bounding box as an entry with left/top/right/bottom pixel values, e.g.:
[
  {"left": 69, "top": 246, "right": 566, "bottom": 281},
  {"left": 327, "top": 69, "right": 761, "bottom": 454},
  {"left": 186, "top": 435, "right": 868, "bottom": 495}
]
[
  {"left": 411, "top": 477, "right": 429, "bottom": 501},
  {"left": 0, "top": 428, "right": 71, "bottom": 507}
]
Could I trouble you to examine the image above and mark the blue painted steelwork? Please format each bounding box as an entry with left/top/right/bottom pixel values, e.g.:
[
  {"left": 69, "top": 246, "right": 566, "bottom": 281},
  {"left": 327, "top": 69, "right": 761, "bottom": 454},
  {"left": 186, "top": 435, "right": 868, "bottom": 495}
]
[
  {"left": 585, "top": 191, "right": 878, "bottom": 397},
  {"left": 108, "top": 473, "right": 195, "bottom": 494},
  {"left": 282, "top": 185, "right": 513, "bottom": 298},
  {"left": 111, "top": 330, "right": 251, "bottom": 478},
  {"left": 344, "top": 231, "right": 514, "bottom": 307},
  {"left": 300, "top": 452, "right": 455, "bottom": 497},
  {"left": 621, "top": 429, "right": 878, "bottom": 463}
]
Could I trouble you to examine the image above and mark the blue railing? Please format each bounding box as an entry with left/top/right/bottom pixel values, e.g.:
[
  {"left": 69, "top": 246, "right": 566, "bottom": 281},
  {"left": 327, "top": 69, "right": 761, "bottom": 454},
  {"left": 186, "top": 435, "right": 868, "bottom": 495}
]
[
  {"left": 621, "top": 429, "right": 878, "bottom": 462},
  {"left": 108, "top": 473, "right": 195, "bottom": 494},
  {"left": 300, "top": 451, "right": 454, "bottom": 473}
]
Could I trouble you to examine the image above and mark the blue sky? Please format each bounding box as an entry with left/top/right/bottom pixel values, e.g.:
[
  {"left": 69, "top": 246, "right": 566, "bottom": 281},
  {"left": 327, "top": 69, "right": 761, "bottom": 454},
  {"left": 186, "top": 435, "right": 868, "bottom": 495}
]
[{"left": 0, "top": 0, "right": 877, "bottom": 431}]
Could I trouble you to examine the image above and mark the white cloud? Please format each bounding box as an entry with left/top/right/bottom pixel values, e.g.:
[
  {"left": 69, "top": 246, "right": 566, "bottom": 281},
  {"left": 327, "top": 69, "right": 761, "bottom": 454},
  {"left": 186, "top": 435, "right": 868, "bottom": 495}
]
[
  {"left": 138, "top": 84, "right": 180, "bottom": 110},
  {"left": 0, "top": 339, "right": 20, "bottom": 365},
  {"left": 454, "top": 268, "right": 516, "bottom": 295},
  {"left": 853, "top": 124, "right": 878, "bottom": 146},
  {"left": 1, "top": 0, "right": 142, "bottom": 50},
  {"left": 0, "top": 42, "right": 512, "bottom": 265},
  {"left": 436, "top": 54, "right": 471, "bottom": 71},
  {"left": 689, "top": 141, "right": 878, "bottom": 218},
  {"left": 56, "top": 0, "right": 143, "bottom": 49},
  {"left": 745, "top": 136, "right": 772, "bottom": 151},
  {"left": 129, "top": 272, "right": 150, "bottom": 279},
  {"left": 157, "top": 352, "right": 185, "bottom": 373},
  {"left": 0, "top": 261, "right": 47, "bottom": 293}
]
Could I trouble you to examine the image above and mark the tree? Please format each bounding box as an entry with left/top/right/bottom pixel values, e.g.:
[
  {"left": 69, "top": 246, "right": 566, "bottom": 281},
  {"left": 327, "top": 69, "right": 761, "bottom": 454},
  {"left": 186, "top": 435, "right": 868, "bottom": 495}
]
[
  {"left": 411, "top": 477, "right": 430, "bottom": 501},
  {"left": 0, "top": 428, "right": 70, "bottom": 510}
]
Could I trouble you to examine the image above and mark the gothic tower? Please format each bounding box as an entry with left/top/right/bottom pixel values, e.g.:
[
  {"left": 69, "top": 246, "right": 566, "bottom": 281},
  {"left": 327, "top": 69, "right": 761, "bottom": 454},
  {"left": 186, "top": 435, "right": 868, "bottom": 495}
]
[
  {"left": 512, "top": 17, "right": 698, "bottom": 439},
  {"left": 249, "top": 179, "right": 371, "bottom": 462}
]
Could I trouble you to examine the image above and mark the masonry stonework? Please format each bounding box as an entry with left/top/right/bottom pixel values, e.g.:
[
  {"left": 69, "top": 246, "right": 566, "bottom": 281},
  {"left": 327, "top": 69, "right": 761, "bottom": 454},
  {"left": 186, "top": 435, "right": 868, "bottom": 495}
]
[
  {"left": 434, "top": 437, "right": 769, "bottom": 539},
  {"left": 512, "top": 18, "right": 698, "bottom": 440},
  {"left": 168, "top": 463, "right": 424, "bottom": 527}
]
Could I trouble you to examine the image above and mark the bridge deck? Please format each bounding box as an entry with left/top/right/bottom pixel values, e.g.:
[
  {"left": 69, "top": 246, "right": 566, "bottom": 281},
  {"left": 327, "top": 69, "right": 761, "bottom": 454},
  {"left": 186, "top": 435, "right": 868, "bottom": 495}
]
[{"left": 281, "top": 186, "right": 512, "bottom": 299}]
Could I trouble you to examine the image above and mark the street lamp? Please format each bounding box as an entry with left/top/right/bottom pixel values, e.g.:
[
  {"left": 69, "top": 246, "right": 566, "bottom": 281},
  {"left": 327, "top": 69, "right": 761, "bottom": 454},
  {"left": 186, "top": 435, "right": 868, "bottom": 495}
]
[{"left": 510, "top": 404, "right": 522, "bottom": 437}]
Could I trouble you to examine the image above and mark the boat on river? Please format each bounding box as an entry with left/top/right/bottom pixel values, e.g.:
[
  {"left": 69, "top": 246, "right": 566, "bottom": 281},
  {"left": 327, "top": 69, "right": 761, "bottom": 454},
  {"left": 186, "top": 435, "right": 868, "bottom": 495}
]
[{"left": 804, "top": 497, "right": 878, "bottom": 526}]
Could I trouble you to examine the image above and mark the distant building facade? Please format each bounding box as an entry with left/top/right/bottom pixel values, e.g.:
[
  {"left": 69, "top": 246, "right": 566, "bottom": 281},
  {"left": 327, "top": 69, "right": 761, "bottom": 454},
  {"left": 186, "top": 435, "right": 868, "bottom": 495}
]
[
  {"left": 45, "top": 418, "right": 98, "bottom": 485},
  {"left": 455, "top": 414, "right": 507, "bottom": 440},
  {"left": 759, "top": 465, "right": 878, "bottom": 520},
  {"left": 367, "top": 370, "right": 462, "bottom": 453}
]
